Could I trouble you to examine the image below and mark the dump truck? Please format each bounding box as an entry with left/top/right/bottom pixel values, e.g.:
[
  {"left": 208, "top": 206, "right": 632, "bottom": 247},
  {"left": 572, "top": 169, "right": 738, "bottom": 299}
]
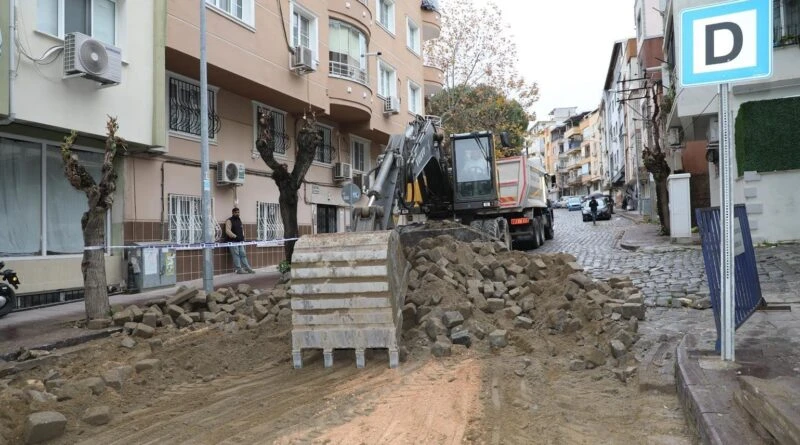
[{"left": 289, "top": 116, "right": 554, "bottom": 368}]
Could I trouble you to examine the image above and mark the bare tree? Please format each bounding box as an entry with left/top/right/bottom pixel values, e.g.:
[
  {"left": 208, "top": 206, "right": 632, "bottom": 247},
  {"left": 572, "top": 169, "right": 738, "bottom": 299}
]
[
  {"left": 61, "top": 117, "right": 125, "bottom": 320},
  {"left": 256, "top": 111, "right": 321, "bottom": 263},
  {"left": 424, "top": 0, "right": 539, "bottom": 118},
  {"left": 642, "top": 81, "right": 671, "bottom": 235}
]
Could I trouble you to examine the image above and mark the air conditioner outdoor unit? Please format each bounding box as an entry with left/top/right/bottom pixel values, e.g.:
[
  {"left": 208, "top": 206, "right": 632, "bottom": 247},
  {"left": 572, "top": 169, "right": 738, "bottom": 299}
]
[
  {"left": 667, "top": 127, "right": 683, "bottom": 147},
  {"left": 333, "top": 162, "right": 352, "bottom": 181},
  {"left": 63, "top": 32, "right": 122, "bottom": 86},
  {"left": 291, "top": 46, "right": 315, "bottom": 73},
  {"left": 353, "top": 172, "right": 369, "bottom": 193},
  {"left": 707, "top": 116, "right": 719, "bottom": 144},
  {"left": 216, "top": 161, "right": 246, "bottom": 185},
  {"left": 383, "top": 96, "right": 400, "bottom": 115}
]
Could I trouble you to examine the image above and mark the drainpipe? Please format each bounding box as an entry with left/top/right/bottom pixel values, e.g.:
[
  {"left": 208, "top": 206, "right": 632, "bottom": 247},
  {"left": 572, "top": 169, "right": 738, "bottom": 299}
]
[{"left": 0, "top": 0, "right": 15, "bottom": 126}]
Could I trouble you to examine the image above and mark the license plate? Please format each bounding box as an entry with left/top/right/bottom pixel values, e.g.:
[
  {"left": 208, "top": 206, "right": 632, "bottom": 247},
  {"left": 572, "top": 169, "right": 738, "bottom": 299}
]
[{"left": 510, "top": 217, "right": 530, "bottom": 225}]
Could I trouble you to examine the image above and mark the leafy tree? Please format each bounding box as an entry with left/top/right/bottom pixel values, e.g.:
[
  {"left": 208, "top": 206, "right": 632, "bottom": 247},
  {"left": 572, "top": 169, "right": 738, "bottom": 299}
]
[
  {"left": 424, "top": 0, "right": 539, "bottom": 117},
  {"left": 428, "top": 84, "right": 529, "bottom": 157},
  {"left": 256, "top": 111, "right": 321, "bottom": 263},
  {"left": 61, "top": 117, "right": 125, "bottom": 320}
]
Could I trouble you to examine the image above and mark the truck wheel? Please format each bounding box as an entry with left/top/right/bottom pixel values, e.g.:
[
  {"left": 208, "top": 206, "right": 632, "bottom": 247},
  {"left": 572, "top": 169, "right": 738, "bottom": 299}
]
[
  {"left": 530, "top": 219, "right": 541, "bottom": 249},
  {"left": 544, "top": 216, "right": 554, "bottom": 240},
  {"left": 482, "top": 218, "right": 499, "bottom": 240}
]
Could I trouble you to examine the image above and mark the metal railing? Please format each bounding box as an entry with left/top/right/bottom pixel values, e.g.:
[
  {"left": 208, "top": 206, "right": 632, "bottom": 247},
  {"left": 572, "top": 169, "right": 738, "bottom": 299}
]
[
  {"left": 329, "top": 60, "right": 368, "bottom": 85},
  {"left": 168, "top": 77, "right": 221, "bottom": 137},
  {"left": 774, "top": 0, "right": 800, "bottom": 47}
]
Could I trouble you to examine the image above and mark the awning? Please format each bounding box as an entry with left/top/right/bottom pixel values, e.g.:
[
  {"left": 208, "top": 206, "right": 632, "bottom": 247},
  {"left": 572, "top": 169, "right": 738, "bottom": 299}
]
[{"left": 611, "top": 168, "right": 625, "bottom": 185}]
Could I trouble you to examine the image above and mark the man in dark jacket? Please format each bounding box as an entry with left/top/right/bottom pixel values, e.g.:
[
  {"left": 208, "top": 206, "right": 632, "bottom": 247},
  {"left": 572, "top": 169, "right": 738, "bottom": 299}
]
[
  {"left": 225, "top": 207, "right": 255, "bottom": 274},
  {"left": 588, "top": 197, "right": 599, "bottom": 225}
]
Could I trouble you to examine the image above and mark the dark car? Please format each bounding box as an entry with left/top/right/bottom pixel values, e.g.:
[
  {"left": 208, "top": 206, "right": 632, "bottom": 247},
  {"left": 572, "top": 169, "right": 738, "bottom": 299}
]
[{"left": 582, "top": 199, "right": 611, "bottom": 222}]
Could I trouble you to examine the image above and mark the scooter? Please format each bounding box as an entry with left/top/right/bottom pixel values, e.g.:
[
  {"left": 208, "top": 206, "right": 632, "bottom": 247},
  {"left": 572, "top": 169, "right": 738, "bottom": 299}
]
[{"left": 0, "top": 262, "right": 21, "bottom": 318}]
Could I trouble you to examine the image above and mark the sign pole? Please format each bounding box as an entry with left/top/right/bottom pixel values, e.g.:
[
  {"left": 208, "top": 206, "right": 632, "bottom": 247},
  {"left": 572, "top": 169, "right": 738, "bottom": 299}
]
[{"left": 719, "top": 82, "right": 735, "bottom": 361}]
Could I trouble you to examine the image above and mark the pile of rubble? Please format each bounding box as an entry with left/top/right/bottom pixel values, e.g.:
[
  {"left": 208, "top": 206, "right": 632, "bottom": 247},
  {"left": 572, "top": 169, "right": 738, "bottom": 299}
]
[
  {"left": 96, "top": 283, "right": 293, "bottom": 337},
  {"left": 399, "top": 235, "right": 646, "bottom": 373}
]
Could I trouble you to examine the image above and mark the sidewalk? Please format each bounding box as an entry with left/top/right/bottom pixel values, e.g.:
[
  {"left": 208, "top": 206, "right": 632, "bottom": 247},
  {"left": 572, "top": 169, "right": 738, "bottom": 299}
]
[
  {"left": 616, "top": 209, "right": 800, "bottom": 443},
  {"left": 0, "top": 268, "right": 282, "bottom": 359}
]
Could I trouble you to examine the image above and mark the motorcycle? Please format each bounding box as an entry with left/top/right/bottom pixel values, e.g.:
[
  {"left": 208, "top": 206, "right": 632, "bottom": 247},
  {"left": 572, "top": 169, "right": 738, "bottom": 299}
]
[{"left": 0, "top": 262, "right": 21, "bottom": 317}]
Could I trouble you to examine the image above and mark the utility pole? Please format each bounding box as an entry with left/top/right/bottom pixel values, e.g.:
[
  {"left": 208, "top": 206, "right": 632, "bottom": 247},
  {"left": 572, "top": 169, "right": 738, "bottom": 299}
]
[{"left": 199, "top": 0, "right": 213, "bottom": 293}]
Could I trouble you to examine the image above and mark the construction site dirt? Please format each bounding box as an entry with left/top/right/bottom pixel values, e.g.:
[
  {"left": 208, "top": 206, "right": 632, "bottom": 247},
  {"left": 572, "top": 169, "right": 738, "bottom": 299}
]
[{"left": 0, "top": 234, "right": 695, "bottom": 445}]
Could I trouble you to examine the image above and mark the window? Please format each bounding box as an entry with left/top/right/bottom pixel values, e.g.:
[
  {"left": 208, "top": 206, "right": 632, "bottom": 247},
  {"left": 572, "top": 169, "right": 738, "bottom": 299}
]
[
  {"left": 377, "top": 0, "right": 395, "bottom": 33},
  {"left": 168, "top": 195, "right": 203, "bottom": 244},
  {"left": 351, "top": 138, "right": 370, "bottom": 172},
  {"left": 774, "top": 0, "right": 800, "bottom": 46},
  {"left": 314, "top": 125, "right": 333, "bottom": 164},
  {"left": 168, "top": 76, "right": 218, "bottom": 139},
  {"left": 206, "top": 0, "right": 255, "bottom": 27},
  {"left": 257, "top": 202, "right": 284, "bottom": 241},
  {"left": 316, "top": 205, "right": 338, "bottom": 234},
  {"left": 253, "top": 103, "right": 289, "bottom": 155},
  {"left": 406, "top": 18, "right": 420, "bottom": 54},
  {"left": 0, "top": 138, "right": 106, "bottom": 257},
  {"left": 291, "top": 4, "right": 318, "bottom": 53},
  {"left": 378, "top": 60, "right": 397, "bottom": 98},
  {"left": 329, "top": 20, "right": 368, "bottom": 84},
  {"left": 407, "top": 81, "right": 422, "bottom": 115},
  {"left": 37, "top": 0, "right": 117, "bottom": 45}
]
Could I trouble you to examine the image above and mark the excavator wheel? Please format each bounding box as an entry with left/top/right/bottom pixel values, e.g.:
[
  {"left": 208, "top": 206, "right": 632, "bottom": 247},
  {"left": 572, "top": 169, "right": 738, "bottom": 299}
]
[{"left": 289, "top": 230, "right": 409, "bottom": 369}]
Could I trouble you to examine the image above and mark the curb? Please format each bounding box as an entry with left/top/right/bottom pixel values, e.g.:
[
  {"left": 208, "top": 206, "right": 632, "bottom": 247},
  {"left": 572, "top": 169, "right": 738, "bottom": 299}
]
[{"left": 0, "top": 326, "right": 122, "bottom": 362}]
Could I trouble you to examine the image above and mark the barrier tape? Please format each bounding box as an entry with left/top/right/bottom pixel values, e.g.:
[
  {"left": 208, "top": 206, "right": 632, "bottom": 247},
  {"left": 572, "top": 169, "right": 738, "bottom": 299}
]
[{"left": 81, "top": 238, "right": 299, "bottom": 252}]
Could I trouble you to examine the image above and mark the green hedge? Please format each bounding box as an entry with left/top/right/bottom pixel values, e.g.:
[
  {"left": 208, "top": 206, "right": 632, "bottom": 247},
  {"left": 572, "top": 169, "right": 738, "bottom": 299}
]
[{"left": 735, "top": 96, "right": 800, "bottom": 176}]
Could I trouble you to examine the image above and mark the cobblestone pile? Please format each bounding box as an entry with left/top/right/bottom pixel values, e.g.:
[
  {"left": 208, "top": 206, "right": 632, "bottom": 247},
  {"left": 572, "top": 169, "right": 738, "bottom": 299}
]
[{"left": 399, "top": 234, "right": 647, "bottom": 372}]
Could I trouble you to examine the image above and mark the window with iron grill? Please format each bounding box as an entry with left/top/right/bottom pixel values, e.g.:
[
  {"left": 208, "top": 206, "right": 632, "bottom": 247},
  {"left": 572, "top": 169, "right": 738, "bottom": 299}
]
[
  {"left": 168, "top": 194, "right": 204, "bottom": 244},
  {"left": 169, "top": 77, "right": 217, "bottom": 138},
  {"left": 774, "top": 0, "right": 800, "bottom": 46},
  {"left": 257, "top": 202, "right": 284, "bottom": 241},
  {"left": 255, "top": 105, "right": 288, "bottom": 155},
  {"left": 314, "top": 125, "right": 333, "bottom": 163},
  {"left": 316, "top": 205, "right": 338, "bottom": 234}
]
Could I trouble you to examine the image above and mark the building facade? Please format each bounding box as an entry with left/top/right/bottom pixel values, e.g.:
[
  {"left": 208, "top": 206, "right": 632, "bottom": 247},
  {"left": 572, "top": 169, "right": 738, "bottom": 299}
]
[{"left": 0, "top": 0, "right": 444, "bottom": 298}]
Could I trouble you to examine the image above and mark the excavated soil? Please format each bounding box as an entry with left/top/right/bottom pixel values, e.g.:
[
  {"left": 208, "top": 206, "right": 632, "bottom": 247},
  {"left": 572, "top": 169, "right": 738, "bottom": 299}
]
[{"left": 0, "top": 234, "right": 695, "bottom": 445}]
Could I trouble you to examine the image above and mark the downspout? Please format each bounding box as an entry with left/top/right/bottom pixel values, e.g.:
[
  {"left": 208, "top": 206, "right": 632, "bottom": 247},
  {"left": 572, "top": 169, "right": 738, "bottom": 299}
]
[{"left": 0, "top": 0, "right": 15, "bottom": 126}]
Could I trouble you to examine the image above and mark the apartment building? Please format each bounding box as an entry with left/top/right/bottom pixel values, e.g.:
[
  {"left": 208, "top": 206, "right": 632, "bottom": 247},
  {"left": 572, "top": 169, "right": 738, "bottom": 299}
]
[
  {"left": 0, "top": 0, "right": 160, "bottom": 295},
  {"left": 0, "top": 0, "right": 444, "bottom": 298},
  {"left": 663, "top": 0, "right": 800, "bottom": 243}
]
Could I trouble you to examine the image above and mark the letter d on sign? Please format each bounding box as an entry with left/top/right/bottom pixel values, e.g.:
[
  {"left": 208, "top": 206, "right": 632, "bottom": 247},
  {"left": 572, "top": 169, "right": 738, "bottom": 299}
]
[{"left": 705, "top": 22, "right": 743, "bottom": 65}]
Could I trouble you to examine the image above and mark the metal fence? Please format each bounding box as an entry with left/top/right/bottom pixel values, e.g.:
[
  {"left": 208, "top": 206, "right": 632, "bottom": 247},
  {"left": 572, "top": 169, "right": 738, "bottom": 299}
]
[{"left": 695, "top": 204, "right": 765, "bottom": 352}]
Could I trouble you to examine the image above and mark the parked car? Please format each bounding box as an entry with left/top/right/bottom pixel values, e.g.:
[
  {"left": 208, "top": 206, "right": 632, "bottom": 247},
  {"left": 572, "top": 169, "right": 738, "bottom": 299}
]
[
  {"left": 582, "top": 199, "right": 612, "bottom": 221},
  {"left": 566, "top": 197, "right": 582, "bottom": 211}
]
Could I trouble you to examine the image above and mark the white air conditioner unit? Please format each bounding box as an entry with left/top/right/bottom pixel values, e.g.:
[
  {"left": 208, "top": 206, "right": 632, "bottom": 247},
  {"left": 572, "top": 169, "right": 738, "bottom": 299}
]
[
  {"left": 707, "top": 116, "right": 719, "bottom": 144},
  {"left": 383, "top": 96, "right": 400, "bottom": 115},
  {"left": 63, "top": 32, "right": 122, "bottom": 86},
  {"left": 291, "top": 46, "right": 315, "bottom": 73},
  {"left": 667, "top": 127, "right": 683, "bottom": 147},
  {"left": 353, "top": 172, "right": 369, "bottom": 193},
  {"left": 217, "top": 161, "right": 246, "bottom": 185},
  {"left": 333, "top": 162, "right": 352, "bottom": 181}
]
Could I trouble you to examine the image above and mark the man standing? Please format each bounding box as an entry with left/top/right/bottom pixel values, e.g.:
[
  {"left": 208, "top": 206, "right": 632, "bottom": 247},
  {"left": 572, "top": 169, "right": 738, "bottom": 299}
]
[
  {"left": 588, "top": 197, "right": 599, "bottom": 225},
  {"left": 225, "top": 207, "right": 255, "bottom": 274}
]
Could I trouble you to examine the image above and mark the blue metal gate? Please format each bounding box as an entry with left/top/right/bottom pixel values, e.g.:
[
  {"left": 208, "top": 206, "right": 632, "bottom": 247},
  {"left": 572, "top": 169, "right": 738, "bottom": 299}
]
[{"left": 695, "top": 204, "right": 765, "bottom": 352}]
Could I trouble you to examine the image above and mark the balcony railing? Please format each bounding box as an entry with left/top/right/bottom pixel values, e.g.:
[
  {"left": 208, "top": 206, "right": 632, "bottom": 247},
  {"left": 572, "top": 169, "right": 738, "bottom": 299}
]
[
  {"left": 774, "top": 0, "right": 800, "bottom": 47},
  {"left": 329, "top": 60, "right": 368, "bottom": 85}
]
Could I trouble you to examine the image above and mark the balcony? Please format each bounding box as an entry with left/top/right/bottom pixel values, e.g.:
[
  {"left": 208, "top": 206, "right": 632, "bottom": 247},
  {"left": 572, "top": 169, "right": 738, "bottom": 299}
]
[
  {"left": 773, "top": 1, "right": 800, "bottom": 47},
  {"left": 327, "top": 76, "right": 373, "bottom": 124},
  {"left": 421, "top": 1, "right": 441, "bottom": 40},
  {"left": 424, "top": 65, "right": 444, "bottom": 96},
  {"left": 328, "top": 2, "right": 372, "bottom": 37}
]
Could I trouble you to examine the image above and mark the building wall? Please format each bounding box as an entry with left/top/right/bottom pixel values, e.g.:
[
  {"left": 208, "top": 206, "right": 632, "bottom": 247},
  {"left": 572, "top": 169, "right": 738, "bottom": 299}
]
[{"left": 8, "top": 0, "right": 158, "bottom": 146}]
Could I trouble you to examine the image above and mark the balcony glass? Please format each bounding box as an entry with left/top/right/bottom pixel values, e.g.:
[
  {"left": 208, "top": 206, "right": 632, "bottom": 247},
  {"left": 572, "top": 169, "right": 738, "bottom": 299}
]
[{"left": 329, "top": 20, "right": 368, "bottom": 85}]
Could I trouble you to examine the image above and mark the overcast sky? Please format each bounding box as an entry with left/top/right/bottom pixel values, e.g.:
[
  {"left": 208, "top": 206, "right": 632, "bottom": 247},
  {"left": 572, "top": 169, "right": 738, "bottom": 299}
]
[{"left": 476, "top": 0, "right": 637, "bottom": 121}]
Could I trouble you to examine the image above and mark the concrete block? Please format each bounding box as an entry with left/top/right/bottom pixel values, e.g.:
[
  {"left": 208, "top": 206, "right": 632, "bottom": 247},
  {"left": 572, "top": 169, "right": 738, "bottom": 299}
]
[
  {"left": 743, "top": 171, "right": 761, "bottom": 182},
  {"left": 24, "top": 411, "right": 67, "bottom": 444},
  {"left": 743, "top": 187, "right": 758, "bottom": 199}
]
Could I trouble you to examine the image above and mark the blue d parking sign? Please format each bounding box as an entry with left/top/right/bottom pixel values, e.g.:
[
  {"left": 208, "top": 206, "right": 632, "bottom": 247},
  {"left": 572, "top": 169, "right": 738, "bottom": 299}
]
[{"left": 679, "top": 0, "right": 772, "bottom": 86}]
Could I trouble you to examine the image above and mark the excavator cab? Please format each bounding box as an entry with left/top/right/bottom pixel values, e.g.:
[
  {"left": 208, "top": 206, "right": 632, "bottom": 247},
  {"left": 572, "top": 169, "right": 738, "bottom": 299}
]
[{"left": 451, "top": 132, "right": 499, "bottom": 212}]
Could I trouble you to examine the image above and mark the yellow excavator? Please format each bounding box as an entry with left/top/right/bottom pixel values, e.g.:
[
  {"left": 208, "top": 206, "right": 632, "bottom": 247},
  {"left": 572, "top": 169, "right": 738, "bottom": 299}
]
[{"left": 289, "top": 115, "right": 554, "bottom": 368}]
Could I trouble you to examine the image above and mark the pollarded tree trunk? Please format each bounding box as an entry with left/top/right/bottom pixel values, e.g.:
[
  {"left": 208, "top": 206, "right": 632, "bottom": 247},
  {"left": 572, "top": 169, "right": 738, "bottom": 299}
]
[
  {"left": 61, "top": 117, "right": 125, "bottom": 320},
  {"left": 82, "top": 208, "right": 109, "bottom": 319},
  {"left": 643, "top": 82, "right": 672, "bottom": 236},
  {"left": 256, "top": 111, "right": 321, "bottom": 263}
]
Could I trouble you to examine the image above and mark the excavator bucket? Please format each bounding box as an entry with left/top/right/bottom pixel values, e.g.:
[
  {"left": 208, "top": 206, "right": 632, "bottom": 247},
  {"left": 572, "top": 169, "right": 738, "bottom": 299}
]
[{"left": 289, "top": 230, "right": 409, "bottom": 369}]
